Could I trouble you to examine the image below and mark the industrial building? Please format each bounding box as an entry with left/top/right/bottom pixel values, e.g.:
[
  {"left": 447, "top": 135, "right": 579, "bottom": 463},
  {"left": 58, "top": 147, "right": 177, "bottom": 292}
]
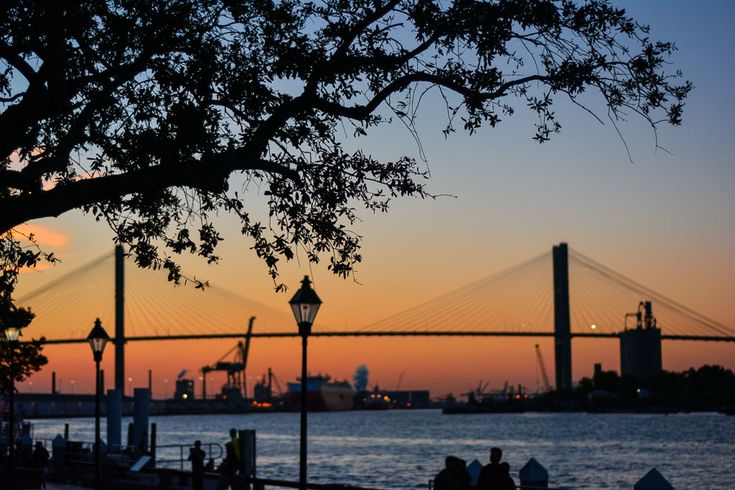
[{"left": 620, "top": 301, "right": 663, "bottom": 380}]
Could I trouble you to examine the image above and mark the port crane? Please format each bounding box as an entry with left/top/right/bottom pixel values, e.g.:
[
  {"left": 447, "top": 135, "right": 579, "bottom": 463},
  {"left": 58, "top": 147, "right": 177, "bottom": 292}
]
[
  {"left": 461, "top": 380, "right": 490, "bottom": 403},
  {"left": 253, "top": 367, "right": 286, "bottom": 403},
  {"left": 535, "top": 344, "right": 552, "bottom": 392},
  {"left": 201, "top": 317, "right": 255, "bottom": 400}
]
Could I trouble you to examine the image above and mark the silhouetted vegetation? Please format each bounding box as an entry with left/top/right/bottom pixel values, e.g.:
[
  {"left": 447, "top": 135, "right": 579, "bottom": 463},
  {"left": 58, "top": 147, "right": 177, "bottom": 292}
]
[
  {"left": 0, "top": 303, "right": 47, "bottom": 393},
  {"left": 1, "top": 1, "right": 690, "bottom": 296},
  {"left": 576, "top": 365, "right": 735, "bottom": 411}
]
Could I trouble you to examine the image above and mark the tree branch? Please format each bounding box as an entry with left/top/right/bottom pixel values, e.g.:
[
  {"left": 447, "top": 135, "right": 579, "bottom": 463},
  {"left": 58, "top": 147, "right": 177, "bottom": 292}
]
[
  {"left": 312, "top": 72, "right": 549, "bottom": 120},
  {"left": 0, "top": 154, "right": 299, "bottom": 234}
]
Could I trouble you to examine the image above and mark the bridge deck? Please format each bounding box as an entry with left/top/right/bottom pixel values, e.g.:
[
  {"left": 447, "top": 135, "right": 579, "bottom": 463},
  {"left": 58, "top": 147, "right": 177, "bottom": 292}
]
[{"left": 38, "top": 331, "right": 735, "bottom": 344}]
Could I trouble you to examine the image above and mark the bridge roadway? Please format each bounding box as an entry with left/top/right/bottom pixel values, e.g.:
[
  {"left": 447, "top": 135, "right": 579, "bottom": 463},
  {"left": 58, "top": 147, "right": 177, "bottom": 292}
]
[{"left": 38, "top": 330, "right": 735, "bottom": 344}]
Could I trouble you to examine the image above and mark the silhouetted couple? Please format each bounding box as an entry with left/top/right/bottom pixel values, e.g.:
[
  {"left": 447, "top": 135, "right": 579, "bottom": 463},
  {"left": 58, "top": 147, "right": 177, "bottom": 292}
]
[
  {"left": 434, "top": 456, "right": 471, "bottom": 490},
  {"left": 477, "top": 447, "right": 516, "bottom": 490}
]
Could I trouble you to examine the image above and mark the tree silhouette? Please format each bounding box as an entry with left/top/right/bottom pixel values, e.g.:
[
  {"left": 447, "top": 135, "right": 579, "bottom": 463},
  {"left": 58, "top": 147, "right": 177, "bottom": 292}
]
[
  {"left": 1, "top": 0, "right": 690, "bottom": 291},
  {"left": 0, "top": 301, "right": 47, "bottom": 393}
]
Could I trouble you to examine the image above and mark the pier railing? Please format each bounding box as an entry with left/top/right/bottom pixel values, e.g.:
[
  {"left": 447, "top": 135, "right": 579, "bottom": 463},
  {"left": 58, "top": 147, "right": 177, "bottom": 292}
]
[{"left": 156, "top": 442, "right": 224, "bottom": 470}]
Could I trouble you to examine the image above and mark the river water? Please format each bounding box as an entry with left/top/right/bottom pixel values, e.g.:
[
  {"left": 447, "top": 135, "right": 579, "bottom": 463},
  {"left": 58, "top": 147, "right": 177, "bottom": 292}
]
[{"left": 29, "top": 410, "right": 735, "bottom": 489}]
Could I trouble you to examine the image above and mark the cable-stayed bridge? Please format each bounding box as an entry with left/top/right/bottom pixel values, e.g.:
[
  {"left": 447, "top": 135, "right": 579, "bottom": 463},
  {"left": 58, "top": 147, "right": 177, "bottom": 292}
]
[{"left": 15, "top": 243, "right": 735, "bottom": 391}]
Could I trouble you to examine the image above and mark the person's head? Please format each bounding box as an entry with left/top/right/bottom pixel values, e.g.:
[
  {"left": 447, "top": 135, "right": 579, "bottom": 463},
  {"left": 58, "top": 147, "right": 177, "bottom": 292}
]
[
  {"left": 445, "top": 456, "right": 458, "bottom": 470},
  {"left": 230, "top": 428, "right": 237, "bottom": 438},
  {"left": 34, "top": 441, "right": 43, "bottom": 449},
  {"left": 490, "top": 447, "right": 502, "bottom": 464},
  {"left": 194, "top": 440, "right": 202, "bottom": 448}
]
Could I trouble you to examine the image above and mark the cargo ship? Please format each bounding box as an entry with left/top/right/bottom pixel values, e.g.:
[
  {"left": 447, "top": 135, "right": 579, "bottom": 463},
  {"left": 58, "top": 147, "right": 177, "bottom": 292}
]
[{"left": 286, "top": 374, "right": 354, "bottom": 411}]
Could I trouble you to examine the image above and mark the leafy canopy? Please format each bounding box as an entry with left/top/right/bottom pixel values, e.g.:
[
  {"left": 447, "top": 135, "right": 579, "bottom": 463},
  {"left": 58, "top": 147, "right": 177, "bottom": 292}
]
[
  {"left": 0, "top": 298, "right": 47, "bottom": 393},
  {"left": 1, "top": 0, "right": 690, "bottom": 293}
]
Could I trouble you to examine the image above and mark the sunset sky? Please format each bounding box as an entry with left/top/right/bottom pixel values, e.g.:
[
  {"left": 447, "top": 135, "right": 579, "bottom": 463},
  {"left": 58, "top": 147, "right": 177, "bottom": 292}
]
[{"left": 12, "top": 1, "right": 735, "bottom": 398}]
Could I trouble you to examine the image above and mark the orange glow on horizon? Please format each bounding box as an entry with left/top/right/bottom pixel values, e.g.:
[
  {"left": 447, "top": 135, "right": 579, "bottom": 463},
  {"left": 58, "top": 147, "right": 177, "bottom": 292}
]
[{"left": 20, "top": 334, "right": 735, "bottom": 400}]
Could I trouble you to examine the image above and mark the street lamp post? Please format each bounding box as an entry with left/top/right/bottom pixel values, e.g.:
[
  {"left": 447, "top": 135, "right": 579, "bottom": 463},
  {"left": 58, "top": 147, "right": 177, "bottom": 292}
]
[
  {"left": 87, "top": 318, "right": 110, "bottom": 490},
  {"left": 4, "top": 325, "right": 20, "bottom": 468},
  {"left": 289, "top": 276, "right": 322, "bottom": 490}
]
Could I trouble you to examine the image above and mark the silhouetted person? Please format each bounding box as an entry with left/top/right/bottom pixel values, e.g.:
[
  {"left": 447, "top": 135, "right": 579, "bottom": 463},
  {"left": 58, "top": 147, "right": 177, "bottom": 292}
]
[
  {"left": 218, "top": 441, "right": 238, "bottom": 490},
  {"left": 229, "top": 428, "right": 241, "bottom": 467},
  {"left": 30, "top": 441, "right": 50, "bottom": 489},
  {"left": 477, "top": 447, "right": 516, "bottom": 490},
  {"left": 455, "top": 457, "right": 472, "bottom": 490},
  {"left": 435, "top": 456, "right": 461, "bottom": 490},
  {"left": 188, "top": 440, "right": 206, "bottom": 490}
]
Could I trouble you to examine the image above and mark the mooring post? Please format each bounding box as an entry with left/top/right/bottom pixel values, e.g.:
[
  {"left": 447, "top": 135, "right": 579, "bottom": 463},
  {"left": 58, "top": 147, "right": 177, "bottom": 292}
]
[
  {"left": 133, "top": 388, "right": 150, "bottom": 453},
  {"left": 106, "top": 389, "right": 122, "bottom": 448},
  {"left": 466, "top": 459, "right": 482, "bottom": 487},
  {"left": 552, "top": 242, "right": 573, "bottom": 391},
  {"left": 519, "top": 458, "right": 548, "bottom": 489},
  {"left": 634, "top": 468, "right": 674, "bottom": 490}
]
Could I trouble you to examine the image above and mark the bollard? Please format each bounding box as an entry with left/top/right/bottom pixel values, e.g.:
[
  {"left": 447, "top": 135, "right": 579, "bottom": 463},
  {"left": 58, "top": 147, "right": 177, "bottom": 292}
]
[
  {"left": 467, "top": 459, "right": 483, "bottom": 487},
  {"left": 133, "top": 388, "right": 150, "bottom": 453},
  {"left": 634, "top": 468, "right": 673, "bottom": 490},
  {"left": 106, "top": 388, "right": 122, "bottom": 448},
  {"left": 519, "top": 458, "right": 548, "bottom": 489}
]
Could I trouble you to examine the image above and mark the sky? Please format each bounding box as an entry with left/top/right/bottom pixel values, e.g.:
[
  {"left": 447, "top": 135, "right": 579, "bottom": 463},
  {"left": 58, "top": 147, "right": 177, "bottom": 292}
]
[{"left": 11, "top": 1, "right": 735, "bottom": 399}]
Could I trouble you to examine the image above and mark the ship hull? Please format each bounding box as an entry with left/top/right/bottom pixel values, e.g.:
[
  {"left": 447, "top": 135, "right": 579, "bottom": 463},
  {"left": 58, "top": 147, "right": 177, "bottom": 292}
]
[{"left": 287, "top": 380, "right": 354, "bottom": 411}]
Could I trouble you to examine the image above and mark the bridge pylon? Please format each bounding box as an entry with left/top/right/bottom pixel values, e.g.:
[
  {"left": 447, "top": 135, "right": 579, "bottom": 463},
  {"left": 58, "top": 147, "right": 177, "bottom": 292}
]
[{"left": 553, "top": 243, "right": 573, "bottom": 391}]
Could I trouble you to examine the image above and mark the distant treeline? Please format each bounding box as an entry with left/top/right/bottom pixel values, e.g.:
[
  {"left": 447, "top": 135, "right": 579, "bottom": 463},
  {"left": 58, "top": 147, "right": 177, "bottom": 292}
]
[{"left": 574, "top": 364, "right": 735, "bottom": 410}]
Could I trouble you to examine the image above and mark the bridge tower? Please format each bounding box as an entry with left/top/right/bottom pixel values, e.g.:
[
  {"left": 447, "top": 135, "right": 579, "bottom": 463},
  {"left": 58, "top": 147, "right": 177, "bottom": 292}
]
[
  {"left": 552, "top": 243, "right": 573, "bottom": 391},
  {"left": 114, "top": 245, "right": 126, "bottom": 395}
]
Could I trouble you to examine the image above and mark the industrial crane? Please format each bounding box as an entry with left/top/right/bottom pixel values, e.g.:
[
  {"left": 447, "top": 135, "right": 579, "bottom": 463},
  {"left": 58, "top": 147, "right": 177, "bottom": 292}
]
[
  {"left": 201, "top": 317, "right": 255, "bottom": 400},
  {"left": 253, "top": 367, "right": 286, "bottom": 404},
  {"left": 461, "top": 380, "right": 490, "bottom": 404},
  {"left": 535, "top": 344, "right": 552, "bottom": 392}
]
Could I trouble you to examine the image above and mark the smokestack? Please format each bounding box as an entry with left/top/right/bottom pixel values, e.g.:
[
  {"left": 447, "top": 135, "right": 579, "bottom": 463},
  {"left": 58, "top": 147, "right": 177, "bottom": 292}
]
[
  {"left": 52, "top": 371, "right": 57, "bottom": 395},
  {"left": 644, "top": 301, "right": 653, "bottom": 329}
]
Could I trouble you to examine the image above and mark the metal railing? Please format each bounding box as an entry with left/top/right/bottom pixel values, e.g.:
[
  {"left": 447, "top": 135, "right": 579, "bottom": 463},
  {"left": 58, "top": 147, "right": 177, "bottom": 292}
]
[{"left": 156, "top": 442, "right": 224, "bottom": 470}]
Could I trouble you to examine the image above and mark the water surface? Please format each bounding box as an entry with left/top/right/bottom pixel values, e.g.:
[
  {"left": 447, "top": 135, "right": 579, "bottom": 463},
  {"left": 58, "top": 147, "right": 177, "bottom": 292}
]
[{"left": 30, "top": 410, "right": 735, "bottom": 489}]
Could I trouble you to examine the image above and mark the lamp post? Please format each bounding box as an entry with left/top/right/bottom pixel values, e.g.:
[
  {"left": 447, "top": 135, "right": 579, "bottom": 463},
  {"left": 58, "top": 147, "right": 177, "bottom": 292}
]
[
  {"left": 87, "top": 318, "right": 110, "bottom": 490},
  {"left": 289, "top": 276, "right": 322, "bottom": 490},
  {"left": 4, "top": 325, "right": 20, "bottom": 468}
]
